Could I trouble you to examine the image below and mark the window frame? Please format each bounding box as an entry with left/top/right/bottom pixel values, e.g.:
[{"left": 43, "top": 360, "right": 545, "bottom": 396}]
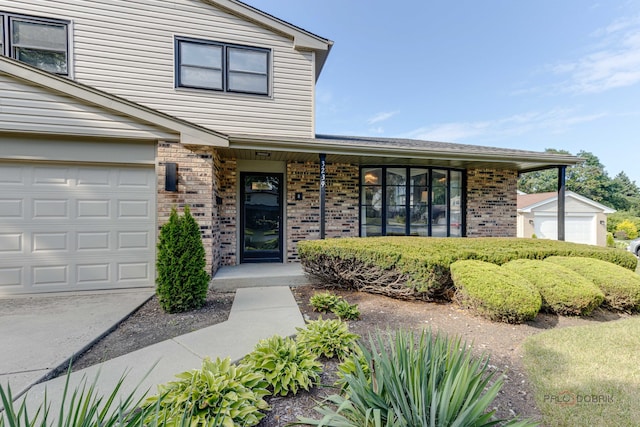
[
  {"left": 1, "top": 12, "right": 70, "bottom": 76},
  {"left": 175, "top": 36, "right": 270, "bottom": 96},
  {"left": 359, "top": 166, "right": 466, "bottom": 238}
]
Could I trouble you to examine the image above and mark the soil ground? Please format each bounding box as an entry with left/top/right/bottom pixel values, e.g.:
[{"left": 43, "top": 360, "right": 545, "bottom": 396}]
[{"left": 69, "top": 285, "right": 632, "bottom": 426}]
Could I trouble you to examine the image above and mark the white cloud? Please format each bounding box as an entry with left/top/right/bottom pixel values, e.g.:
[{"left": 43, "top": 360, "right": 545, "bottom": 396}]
[
  {"left": 552, "top": 14, "right": 640, "bottom": 94},
  {"left": 404, "top": 109, "right": 606, "bottom": 142},
  {"left": 367, "top": 111, "right": 399, "bottom": 125}
]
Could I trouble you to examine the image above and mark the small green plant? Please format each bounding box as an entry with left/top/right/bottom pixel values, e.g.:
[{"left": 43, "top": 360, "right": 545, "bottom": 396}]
[
  {"left": 143, "top": 357, "right": 270, "bottom": 426},
  {"left": 332, "top": 299, "right": 361, "bottom": 320},
  {"left": 606, "top": 232, "right": 616, "bottom": 247},
  {"left": 296, "top": 318, "right": 360, "bottom": 360},
  {"left": 309, "top": 292, "right": 341, "bottom": 313},
  {"left": 156, "top": 205, "right": 210, "bottom": 313},
  {"left": 296, "top": 329, "right": 536, "bottom": 427},
  {"left": 451, "top": 260, "right": 542, "bottom": 323},
  {"left": 0, "top": 368, "right": 157, "bottom": 427},
  {"left": 242, "top": 335, "right": 322, "bottom": 396}
]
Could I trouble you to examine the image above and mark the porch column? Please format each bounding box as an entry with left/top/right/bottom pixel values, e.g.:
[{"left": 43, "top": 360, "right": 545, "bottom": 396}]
[
  {"left": 320, "top": 153, "right": 326, "bottom": 239},
  {"left": 557, "top": 165, "right": 566, "bottom": 241}
]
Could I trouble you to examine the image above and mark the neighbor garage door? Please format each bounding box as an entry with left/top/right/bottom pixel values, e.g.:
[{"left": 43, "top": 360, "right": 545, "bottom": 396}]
[
  {"left": 534, "top": 214, "right": 596, "bottom": 246},
  {"left": 0, "top": 162, "right": 156, "bottom": 295}
]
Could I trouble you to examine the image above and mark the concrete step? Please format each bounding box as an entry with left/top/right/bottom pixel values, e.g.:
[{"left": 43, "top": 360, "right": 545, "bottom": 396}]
[{"left": 211, "top": 262, "right": 315, "bottom": 291}]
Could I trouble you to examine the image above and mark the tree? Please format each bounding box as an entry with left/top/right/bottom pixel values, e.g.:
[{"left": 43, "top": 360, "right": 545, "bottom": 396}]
[
  {"left": 156, "top": 205, "right": 209, "bottom": 313},
  {"left": 518, "top": 149, "right": 640, "bottom": 213}
]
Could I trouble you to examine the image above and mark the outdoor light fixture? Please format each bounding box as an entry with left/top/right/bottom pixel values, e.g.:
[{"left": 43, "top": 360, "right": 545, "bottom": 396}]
[
  {"left": 165, "top": 162, "right": 178, "bottom": 192},
  {"left": 600, "top": 220, "right": 606, "bottom": 225},
  {"left": 529, "top": 219, "right": 534, "bottom": 225},
  {"left": 255, "top": 151, "right": 271, "bottom": 157}
]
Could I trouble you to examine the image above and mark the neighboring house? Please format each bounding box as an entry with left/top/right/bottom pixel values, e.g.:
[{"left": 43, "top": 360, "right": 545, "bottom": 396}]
[
  {"left": 517, "top": 191, "right": 615, "bottom": 246},
  {"left": 0, "top": 0, "right": 581, "bottom": 295}
]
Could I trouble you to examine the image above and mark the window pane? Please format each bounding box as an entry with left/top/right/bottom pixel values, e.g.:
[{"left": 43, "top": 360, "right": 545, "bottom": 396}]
[
  {"left": 450, "top": 170, "right": 462, "bottom": 189},
  {"left": 181, "top": 42, "right": 221, "bottom": 68},
  {"left": 410, "top": 205, "right": 428, "bottom": 236},
  {"left": 450, "top": 184, "right": 462, "bottom": 237},
  {"left": 0, "top": 18, "right": 4, "bottom": 53},
  {"left": 361, "top": 206, "right": 382, "bottom": 237},
  {"left": 12, "top": 20, "right": 66, "bottom": 51},
  {"left": 228, "top": 71, "right": 267, "bottom": 94},
  {"left": 362, "top": 168, "right": 381, "bottom": 185},
  {"left": 386, "top": 205, "right": 406, "bottom": 236},
  {"left": 228, "top": 47, "right": 267, "bottom": 73},
  {"left": 180, "top": 65, "right": 222, "bottom": 89},
  {"left": 15, "top": 47, "right": 67, "bottom": 73},
  {"left": 362, "top": 185, "right": 382, "bottom": 209},
  {"left": 409, "top": 168, "right": 428, "bottom": 187},
  {"left": 386, "top": 168, "right": 406, "bottom": 186}
]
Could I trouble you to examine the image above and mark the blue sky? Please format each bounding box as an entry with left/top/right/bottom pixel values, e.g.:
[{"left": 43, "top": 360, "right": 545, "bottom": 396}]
[{"left": 247, "top": 1, "right": 640, "bottom": 185}]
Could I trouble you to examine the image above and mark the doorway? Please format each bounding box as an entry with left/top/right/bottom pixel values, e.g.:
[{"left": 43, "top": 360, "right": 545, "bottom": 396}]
[{"left": 240, "top": 172, "right": 283, "bottom": 262}]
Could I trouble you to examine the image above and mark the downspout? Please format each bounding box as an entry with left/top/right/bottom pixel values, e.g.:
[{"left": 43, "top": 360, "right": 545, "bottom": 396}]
[
  {"left": 320, "top": 153, "right": 326, "bottom": 239},
  {"left": 557, "top": 166, "right": 566, "bottom": 241}
]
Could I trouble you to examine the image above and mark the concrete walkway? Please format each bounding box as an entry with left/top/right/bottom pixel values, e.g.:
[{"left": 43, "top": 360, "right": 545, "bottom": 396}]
[
  {"left": 0, "top": 289, "right": 154, "bottom": 397},
  {"left": 16, "top": 286, "right": 305, "bottom": 413}
]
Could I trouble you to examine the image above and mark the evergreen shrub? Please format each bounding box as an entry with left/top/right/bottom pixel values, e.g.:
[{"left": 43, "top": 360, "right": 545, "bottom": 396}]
[
  {"left": 545, "top": 256, "right": 640, "bottom": 312},
  {"left": 450, "top": 260, "right": 542, "bottom": 323},
  {"left": 298, "top": 237, "right": 637, "bottom": 301},
  {"left": 502, "top": 259, "right": 604, "bottom": 315},
  {"left": 156, "top": 206, "right": 209, "bottom": 313}
]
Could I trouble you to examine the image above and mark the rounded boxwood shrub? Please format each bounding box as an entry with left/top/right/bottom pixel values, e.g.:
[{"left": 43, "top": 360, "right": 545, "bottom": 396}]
[
  {"left": 156, "top": 205, "right": 210, "bottom": 313},
  {"left": 450, "top": 260, "right": 542, "bottom": 323},
  {"left": 545, "top": 256, "right": 640, "bottom": 312},
  {"left": 502, "top": 259, "right": 604, "bottom": 316}
]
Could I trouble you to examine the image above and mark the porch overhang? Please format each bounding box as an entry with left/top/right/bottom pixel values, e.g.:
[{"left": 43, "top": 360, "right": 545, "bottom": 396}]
[{"left": 223, "top": 134, "right": 582, "bottom": 172}]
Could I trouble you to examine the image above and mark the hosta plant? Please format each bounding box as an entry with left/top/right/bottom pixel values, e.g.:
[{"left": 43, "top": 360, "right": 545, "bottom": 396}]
[
  {"left": 296, "top": 318, "right": 360, "bottom": 360},
  {"left": 142, "top": 357, "right": 270, "bottom": 427},
  {"left": 296, "top": 329, "right": 536, "bottom": 427},
  {"left": 332, "top": 299, "right": 361, "bottom": 320},
  {"left": 242, "top": 335, "right": 322, "bottom": 396},
  {"left": 309, "top": 292, "right": 342, "bottom": 313}
]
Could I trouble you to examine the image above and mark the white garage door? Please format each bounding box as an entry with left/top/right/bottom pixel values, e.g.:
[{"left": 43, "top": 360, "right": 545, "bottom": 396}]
[
  {"left": 535, "top": 215, "right": 596, "bottom": 245},
  {"left": 0, "top": 163, "right": 156, "bottom": 295}
]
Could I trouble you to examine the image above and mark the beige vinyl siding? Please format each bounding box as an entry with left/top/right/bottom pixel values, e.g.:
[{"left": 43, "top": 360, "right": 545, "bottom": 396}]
[
  {"left": 1, "top": 0, "right": 316, "bottom": 138},
  {"left": 0, "top": 73, "right": 178, "bottom": 140}
]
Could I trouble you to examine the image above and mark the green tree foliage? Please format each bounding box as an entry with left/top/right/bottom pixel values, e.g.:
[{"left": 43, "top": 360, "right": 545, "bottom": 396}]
[
  {"left": 616, "top": 219, "right": 639, "bottom": 240},
  {"left": 518, "top": 149, "right": 640, "bottom": 217},
  {"left": 156, "top": 205, "right": 209, "bottom": 313}
]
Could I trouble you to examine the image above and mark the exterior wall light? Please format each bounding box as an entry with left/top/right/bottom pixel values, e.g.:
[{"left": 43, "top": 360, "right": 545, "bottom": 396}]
[{"left": 165, "top": 162, "right": 178, "bottom": 192}]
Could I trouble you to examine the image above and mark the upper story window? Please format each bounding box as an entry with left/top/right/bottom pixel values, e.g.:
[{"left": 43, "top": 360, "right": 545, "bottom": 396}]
[
  {"left": 0, "top": 13, "right": 69, "bottom": 75},
  {"left": 176, "top": 37, "right": 269, "bottom": 96}
]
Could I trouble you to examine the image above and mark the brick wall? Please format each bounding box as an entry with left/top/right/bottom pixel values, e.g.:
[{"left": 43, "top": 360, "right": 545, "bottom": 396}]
[
  {"left": 157, "top": 142, "right": 216, "bottom": 273},
  {"left": 466, "top": 168, "right": 518, "bottom": 237},
  {"left": 286, "top": 161, "right": 359, "bottom": 261},
  {"left": 216, "top": 156, "right": 238, "bottom": 266}
]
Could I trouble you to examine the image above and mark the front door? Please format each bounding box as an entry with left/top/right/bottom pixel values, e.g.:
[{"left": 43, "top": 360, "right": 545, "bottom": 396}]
[{"left": 240, "top": 172, "right": 283, "bottom": 263}]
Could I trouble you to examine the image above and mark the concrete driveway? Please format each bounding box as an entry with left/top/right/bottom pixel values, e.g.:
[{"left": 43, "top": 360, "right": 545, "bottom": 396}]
[{"left": 0, "top": 289, "right": 153, "bottom": 397}]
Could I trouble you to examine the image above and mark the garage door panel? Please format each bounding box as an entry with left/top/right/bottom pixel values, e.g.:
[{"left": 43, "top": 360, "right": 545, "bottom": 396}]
[{"left": 0, "top": 162, "right": 156, "bottom": 295}]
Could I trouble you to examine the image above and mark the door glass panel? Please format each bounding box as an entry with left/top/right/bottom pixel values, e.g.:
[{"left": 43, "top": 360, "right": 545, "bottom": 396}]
[{"left": 242, "top": 174, "right": 281, "bottom": 262}]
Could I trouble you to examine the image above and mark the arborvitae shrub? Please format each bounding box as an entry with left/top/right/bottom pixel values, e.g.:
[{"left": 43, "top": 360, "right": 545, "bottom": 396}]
[{"left": 156, "top": 205, "right": 209, "bottom": 313}]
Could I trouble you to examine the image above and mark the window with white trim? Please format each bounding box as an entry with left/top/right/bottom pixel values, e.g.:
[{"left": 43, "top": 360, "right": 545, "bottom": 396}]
[
  {"left": 176, "top": 37, "right": 269, "bottom": 95},
  {"left": 0, "top": 13, "right": 69, "bottom": 75}
]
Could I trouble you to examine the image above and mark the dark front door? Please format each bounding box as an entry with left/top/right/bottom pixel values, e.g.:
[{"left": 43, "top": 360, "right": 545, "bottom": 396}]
[{"left": 240, "top": 172, "right": 283, "bottom": 263}]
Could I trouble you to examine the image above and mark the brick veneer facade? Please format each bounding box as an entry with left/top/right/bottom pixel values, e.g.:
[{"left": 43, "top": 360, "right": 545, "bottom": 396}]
[
  {"left": 156, "top": 141, "right": 217, "bottom": 274},
  {"left": 465, "top": 168, "right": 518, "bottom": 237},
  {"left": 286, "top": 161, "right": 359, "bottom": 261},
  {"left": 158, "top": 147, "right": 519, "bottom": 272}
]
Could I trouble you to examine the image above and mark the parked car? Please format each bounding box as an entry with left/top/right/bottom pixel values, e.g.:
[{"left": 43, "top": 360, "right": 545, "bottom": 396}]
[{"left": 628, "top": 238, "right": 640, "bottom": 257}]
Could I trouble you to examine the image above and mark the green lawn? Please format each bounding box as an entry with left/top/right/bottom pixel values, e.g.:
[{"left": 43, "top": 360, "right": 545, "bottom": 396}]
[{"left": 523, "top": 316, "right": 640, "bottom": 427}]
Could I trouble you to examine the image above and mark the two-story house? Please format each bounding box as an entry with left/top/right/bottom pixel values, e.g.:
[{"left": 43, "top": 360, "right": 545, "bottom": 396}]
[{"left": 0, "top": 0, "right": 580, "bottom": 295}]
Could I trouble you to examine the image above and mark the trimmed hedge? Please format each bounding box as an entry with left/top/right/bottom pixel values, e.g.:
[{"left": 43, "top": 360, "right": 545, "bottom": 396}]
[
  {"left": 502, "top": 259, "right": 605, "bottom": 315},
  {"left": 450, "top": 260, "right": 542, "bottom": 323},
  {"left": 298, "top": 237, "right": 637, "bottom": 300},
  {"left": 545, "top": 256, "right": 640, "bottom": 312}
]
